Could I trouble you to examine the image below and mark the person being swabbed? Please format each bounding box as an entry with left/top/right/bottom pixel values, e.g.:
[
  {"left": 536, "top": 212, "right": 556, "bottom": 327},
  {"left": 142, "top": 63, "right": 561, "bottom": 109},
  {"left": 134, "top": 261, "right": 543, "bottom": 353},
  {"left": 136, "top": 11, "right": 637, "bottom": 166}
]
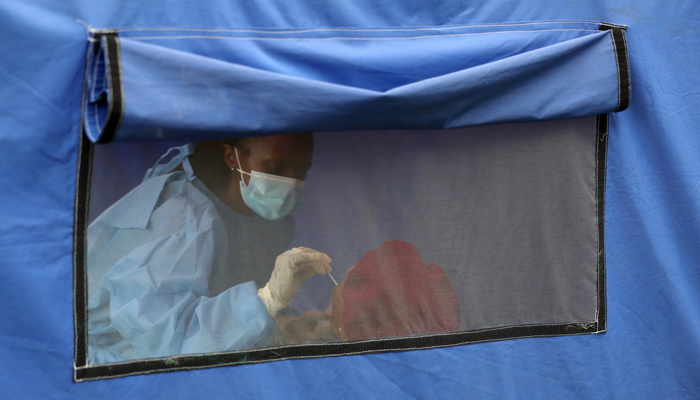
[{"left": 276, "top": 240, "right": 460, "bottom": 344}]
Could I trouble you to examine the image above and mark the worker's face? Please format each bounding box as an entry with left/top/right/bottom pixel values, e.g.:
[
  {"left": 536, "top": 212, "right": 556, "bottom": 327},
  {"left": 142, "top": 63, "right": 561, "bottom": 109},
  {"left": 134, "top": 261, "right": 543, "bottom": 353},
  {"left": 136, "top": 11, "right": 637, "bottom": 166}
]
[
  {"left": 222, "top": 133, "right": 313, "bottom": 215},
  {"left": 233, "top": 133, "right": 314, "bottom": 184},
  {"left": 330, "top": 265, "right": 356, "bottom": 341}
]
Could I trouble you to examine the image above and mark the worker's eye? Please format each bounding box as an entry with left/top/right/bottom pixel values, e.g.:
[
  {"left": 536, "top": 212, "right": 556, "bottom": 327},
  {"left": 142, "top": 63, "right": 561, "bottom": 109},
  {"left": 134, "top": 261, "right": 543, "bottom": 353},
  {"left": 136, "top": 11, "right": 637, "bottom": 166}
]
[{"left": 266, "top": 164, "right": 284, "bottom": 175}]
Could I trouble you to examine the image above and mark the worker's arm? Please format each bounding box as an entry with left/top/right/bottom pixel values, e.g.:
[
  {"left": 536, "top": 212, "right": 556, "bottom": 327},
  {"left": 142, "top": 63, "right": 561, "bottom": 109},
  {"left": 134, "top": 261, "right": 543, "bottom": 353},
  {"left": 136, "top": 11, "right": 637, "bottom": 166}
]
[{"left": 100, "top": 227, "right": 275, "bottom": 359}]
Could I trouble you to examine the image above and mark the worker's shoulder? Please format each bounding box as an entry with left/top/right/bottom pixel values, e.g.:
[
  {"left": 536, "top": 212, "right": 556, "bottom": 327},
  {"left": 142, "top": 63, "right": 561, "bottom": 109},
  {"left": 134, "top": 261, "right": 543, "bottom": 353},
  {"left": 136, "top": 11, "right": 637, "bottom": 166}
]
[
  {"left": 92, "top": 171, "right": 218, "bottom": 231},
  {"left": 153, "top": 173, "right": 224, "bottom": 227}
]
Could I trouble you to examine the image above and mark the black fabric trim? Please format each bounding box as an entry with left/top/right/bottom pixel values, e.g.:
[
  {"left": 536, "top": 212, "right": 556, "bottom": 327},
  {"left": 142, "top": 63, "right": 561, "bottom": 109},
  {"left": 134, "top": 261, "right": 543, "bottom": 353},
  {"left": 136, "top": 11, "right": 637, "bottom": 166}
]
[
  {"left": 73, "top": 131, "right": 93, "bottom": 374},
  {"left": 75, "top": 321, "right": 599, "bottom": 381},
  {"left": 95, "top": 33, "right": 124, "bottom": 143},
  {"left": 599, "top": 24, "right": 631, "bottom": 112},
  {"left": 73, "top": 116, "right": 610, "bottom": 381},
  {"left": 73, "top": 116, "right": 609, "bottom": 381},
  {"left": 598, "top": 22, "right": 627, "bottom": 31},
  {"left": 73, "top": 43, "right": 94, "bottom": 373},
  {"left": 595, "top": 115, "right": 609, "bottom": 332}
]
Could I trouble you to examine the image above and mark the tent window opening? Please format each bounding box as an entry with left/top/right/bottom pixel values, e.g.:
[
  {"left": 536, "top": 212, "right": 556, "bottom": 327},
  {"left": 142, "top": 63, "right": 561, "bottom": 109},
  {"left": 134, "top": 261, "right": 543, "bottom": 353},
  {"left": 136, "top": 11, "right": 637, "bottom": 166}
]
[{"left": 73, "top": 21, "right": 628, "bottom": 381}]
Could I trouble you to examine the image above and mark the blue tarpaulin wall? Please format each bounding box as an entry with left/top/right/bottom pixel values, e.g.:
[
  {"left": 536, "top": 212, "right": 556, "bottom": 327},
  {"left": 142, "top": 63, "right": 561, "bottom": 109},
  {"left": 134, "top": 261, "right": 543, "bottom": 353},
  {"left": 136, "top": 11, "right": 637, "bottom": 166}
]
[{"left": 0, "top": 0, "right": 698, "bottom": 398}]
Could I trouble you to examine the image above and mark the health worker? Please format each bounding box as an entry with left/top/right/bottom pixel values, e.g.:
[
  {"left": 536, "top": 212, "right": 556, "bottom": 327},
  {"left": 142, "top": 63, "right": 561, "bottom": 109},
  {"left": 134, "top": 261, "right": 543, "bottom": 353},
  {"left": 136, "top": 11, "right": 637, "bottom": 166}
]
[{"left": 86, "top": 133, "right": 331, "bottom": 364}]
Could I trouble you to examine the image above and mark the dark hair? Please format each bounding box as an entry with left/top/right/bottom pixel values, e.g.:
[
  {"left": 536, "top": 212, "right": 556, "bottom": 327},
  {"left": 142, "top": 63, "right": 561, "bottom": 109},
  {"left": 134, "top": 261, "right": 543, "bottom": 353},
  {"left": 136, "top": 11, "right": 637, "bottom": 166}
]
[{"left": 188, "top": 138, "right": 251, "bottom": 193}]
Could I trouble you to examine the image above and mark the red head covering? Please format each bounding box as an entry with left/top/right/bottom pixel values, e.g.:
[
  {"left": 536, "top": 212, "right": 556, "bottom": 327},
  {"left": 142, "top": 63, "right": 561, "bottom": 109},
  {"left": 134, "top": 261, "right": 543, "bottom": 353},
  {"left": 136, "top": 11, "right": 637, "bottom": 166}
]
[{"left": 341, "top": 240, "right": 460, "bottom": 341}]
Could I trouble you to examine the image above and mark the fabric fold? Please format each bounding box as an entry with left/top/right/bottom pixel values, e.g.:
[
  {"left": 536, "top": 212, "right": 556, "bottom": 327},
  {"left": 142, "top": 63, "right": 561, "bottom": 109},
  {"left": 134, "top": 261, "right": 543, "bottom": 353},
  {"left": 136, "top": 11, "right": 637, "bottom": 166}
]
[{"left": 83, "top": 22, "right": 628, "bottom": 142}]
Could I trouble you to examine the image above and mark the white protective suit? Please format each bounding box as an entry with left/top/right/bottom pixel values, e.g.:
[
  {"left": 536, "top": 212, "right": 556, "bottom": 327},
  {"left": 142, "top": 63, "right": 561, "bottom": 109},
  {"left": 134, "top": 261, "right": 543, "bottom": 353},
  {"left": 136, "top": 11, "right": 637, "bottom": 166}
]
[{"left": 86, "top": 147, "right": 294, "bottom": 364}]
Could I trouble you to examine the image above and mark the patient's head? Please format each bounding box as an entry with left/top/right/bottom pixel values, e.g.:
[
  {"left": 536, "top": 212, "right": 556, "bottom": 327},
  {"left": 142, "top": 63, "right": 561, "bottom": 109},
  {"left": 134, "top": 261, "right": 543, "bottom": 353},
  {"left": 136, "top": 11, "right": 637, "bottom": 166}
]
[{"left": 331, "top": 240, "right": 461, "bottom": 341}]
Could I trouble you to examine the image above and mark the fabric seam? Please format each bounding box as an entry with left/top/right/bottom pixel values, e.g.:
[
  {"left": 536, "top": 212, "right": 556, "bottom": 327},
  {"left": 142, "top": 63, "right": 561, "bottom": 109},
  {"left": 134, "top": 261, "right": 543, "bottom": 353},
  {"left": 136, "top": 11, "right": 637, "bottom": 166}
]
[
  {"left": 75, "top": 325, "right": 600, "bottom": 381},
  {"left": 608, "top": 31, "right": 623, "bottom": 112},
  {"left": 597, "top": 116, "right": 609, "bottom": 332},
  {"left": 92, "top": 20, "right": 623, "bottom": 34},
  {"left": 73, "top": 41, "right": 95, "bottom": 376},
  {"left": 121, "top": 28, "right": 602, "bottom": 42},
  {"left": 619, "top": 29, "right": 631, "bottom": 111},
  {"left": 73, "top": 116, "right": 609, "bottom": 380}
]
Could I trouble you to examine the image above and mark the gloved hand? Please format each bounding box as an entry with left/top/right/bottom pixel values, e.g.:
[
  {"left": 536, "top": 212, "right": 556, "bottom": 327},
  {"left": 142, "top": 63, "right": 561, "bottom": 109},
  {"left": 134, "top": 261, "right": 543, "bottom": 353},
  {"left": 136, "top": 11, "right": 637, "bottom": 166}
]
[{"left": 258, "top": 247, "right": 332, "bottom": 317}]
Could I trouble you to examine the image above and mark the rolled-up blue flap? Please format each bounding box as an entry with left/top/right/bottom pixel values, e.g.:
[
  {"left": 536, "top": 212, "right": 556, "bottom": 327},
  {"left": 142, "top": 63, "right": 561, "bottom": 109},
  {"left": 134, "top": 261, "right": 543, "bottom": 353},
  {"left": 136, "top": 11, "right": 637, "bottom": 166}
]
[{"left": 84, "top": 23, "right": 623, "bottom": 142}]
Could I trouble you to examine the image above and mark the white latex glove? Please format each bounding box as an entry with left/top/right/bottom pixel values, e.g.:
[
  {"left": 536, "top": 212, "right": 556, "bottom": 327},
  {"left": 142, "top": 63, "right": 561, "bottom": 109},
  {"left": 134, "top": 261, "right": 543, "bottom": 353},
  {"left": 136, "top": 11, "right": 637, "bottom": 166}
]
[{"left": 258, "top": 247, "right": 332, "bottom": 317}]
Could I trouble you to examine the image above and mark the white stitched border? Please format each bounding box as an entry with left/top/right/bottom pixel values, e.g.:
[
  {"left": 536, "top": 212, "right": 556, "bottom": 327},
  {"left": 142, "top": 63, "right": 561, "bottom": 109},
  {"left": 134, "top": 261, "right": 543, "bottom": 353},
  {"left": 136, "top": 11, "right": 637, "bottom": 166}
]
[
  {"left": 123, "top": 28, "right": 600, "bottom": 42},
  {"left": 110, "top": 20, "right": 605, "bottom": 34}
]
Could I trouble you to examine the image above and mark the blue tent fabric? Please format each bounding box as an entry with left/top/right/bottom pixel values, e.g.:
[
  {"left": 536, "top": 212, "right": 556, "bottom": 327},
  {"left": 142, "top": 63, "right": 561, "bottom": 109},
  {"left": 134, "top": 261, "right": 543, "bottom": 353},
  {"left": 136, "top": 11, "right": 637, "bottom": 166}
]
[
  {"left": 1, "top": 1, "right": 699, "bottom": 399},
  {"left": 84, "top": 22, "right": 623, "bottom": 142}
]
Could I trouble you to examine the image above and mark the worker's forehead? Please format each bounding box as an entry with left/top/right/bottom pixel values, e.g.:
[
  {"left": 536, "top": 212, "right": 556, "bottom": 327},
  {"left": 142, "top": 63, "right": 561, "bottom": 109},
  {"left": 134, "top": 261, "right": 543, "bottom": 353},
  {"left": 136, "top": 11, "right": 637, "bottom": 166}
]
[
  {"left": 249, "top": 133, "right": 314, "bottom": 153},
  {"left": 246, "top": 134, "right": 314, "bottom": 172}
]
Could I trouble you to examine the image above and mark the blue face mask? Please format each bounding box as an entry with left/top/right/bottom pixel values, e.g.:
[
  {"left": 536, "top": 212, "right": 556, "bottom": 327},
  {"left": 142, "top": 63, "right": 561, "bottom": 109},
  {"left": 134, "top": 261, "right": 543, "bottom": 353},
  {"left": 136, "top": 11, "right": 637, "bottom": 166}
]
[{"left": 234, "top": 147, "right": 305, "bottom": 221}]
